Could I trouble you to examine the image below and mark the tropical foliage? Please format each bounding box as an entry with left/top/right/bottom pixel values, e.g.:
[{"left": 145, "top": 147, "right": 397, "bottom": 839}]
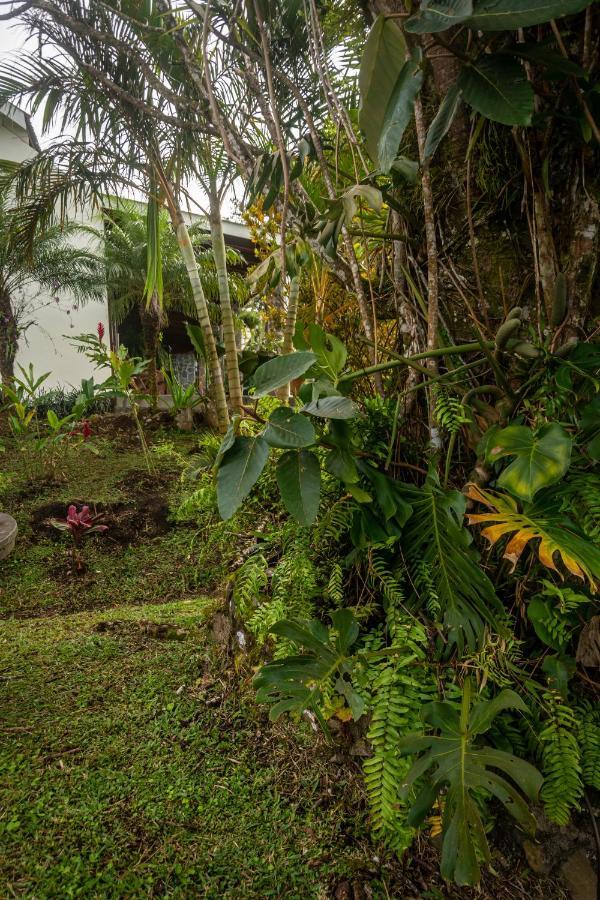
[{"left": 0, "top": 0, "right": 599, "bottom": 889}]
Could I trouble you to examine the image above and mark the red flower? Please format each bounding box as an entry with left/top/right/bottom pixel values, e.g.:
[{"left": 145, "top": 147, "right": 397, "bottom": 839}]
[
  {"left": 82, "top": 420, "right": 92, "bottom": 440},
  {"left": 97, "top": 322, "right": 105, "bottom": 343}
]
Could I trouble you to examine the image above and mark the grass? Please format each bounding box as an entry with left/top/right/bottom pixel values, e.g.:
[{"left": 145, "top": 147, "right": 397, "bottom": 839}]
[
  {"left": 1, "top": 599, "right": 370, "bottom": 897},
  {"left": 0, "top": 427, "right": 375, "bottom": 898}
]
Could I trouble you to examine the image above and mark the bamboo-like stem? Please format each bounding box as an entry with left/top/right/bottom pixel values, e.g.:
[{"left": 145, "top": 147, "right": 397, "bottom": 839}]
[
  {"left": 208, "top": 177, "right": 243, "bottom": 416},
  {"left": 277, "top": 275, "right": 301, "bottom": 401},
  {"left": 166, "top": 194, "right": 229, "bottom": 433},
  {"left": 339, "top": 342, "right": 493, "bottom": 385}
]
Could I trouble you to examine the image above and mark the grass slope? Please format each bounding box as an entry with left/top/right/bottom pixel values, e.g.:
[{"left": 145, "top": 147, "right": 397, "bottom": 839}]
[{"left": 1, "top": 598, "right": 369, "bottom": 897}]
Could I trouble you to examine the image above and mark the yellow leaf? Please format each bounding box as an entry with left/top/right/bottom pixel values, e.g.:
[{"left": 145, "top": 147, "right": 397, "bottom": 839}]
[{"left": 465, "top": 484, "right": 598, "bottom": 591}]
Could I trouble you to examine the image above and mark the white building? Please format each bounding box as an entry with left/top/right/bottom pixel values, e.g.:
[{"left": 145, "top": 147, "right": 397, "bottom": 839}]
[
  {"left": 0, "top": 102, "right": 110, "bottom": 388},
  {"left": 0, "top": 103, "right": 253, "bottom": 390}
]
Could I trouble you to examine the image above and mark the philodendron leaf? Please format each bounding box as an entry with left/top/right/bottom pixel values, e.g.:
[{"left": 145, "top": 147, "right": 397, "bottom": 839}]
[
  {"left": 405, "top": 0, "right": 473, "bottom": 33},
  {"left": 398, "top": 683, "right": 542, "bottom": 886},
  {"left": 359, "top": 15, "right": 407, "bottom": 164},
  {"left": 424, "top": 82, "right": 463, "bottom": 160},
  {"left": 263, "top": 407, "right": 315, "bottom": 449},
  {"left": 458, "top": 54, "right": 534, "bottom": 126},
  {"left": 466, "top": 484, "right": 600, "bottom": 590},
  {"left": 277, "top": 449, "right": 321, "bottom": 525},
  {"left": 253, "top": 608, "right": 363, "bottom": 727},
  {"left": 468, "top": 0, "right": 593, "bottom": 31},
  {"left": 217, "top": 436, "right": 269, "bottom": 520},
  {"left": 302, "top": 396, "right": 358, "bottom": 419},
  {"left": 251, "top": 351, "right": 317, "bottom": 397},
  {"left": 378, "top": 48, "right": 424, "bottom": 173},
  {"left": 486, "top": 423, "right": 572, "bottom": 501}
]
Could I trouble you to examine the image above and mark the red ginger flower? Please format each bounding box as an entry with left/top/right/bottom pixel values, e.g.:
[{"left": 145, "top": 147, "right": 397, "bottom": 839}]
[{"left": 97, "top": 322, "right": 105, "bottom": 343}]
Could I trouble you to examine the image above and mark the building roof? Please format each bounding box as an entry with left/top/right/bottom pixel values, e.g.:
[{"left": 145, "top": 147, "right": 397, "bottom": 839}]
[{"left": 0, "top": 102, "right": 40, "bottom": 151}]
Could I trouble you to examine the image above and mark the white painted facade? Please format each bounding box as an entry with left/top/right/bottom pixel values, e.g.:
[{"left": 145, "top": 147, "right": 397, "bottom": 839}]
[
  {"left": 0, "top": 104, "right": 252, "bottom": 390},
  {"left": 1, "top": 103, "right": 109, "bottom": 389}
]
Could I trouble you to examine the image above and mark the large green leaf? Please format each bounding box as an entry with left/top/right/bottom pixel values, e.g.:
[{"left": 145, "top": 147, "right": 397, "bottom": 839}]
[
  {"left": 306, "top": 323, "right": 348, "bottom": 382},
  {"left": 217, "top": 436, "right": 269, "bottom": 520},
  {"left": 405, "top": 0, "right": 473, "bottom": 33},
  {"left": 378, "top": 49, "right": 424, "bottom": 172},
  {"left": 359, "top": 16, "right": 407, "bottom": 164},
  {"left": 398, "top": 683, "right": 542, "bottom": 886},
  {"left": 458, "top": 55, "right": 534, "bottom": 126},
  {"left": 254, "top": 609, "right": 364, "bottom": 726},
  {"left": 263, "top": 407, "right": 316, "bottom": 449},
  {"left": 468, "top": 0, "right": 593, "bottom": 31},
  {"left": 486, "top": 423, "right": 572, "bottom": 501},
  {"left": 424, "top": 83, "right": 463, "bottom": 160},
  {"left": 276, "top": 449, "right": 321, "bottom": 525},
  {"left": 251, "top": 351, "right": 317, "bottom": 397},
  {"left": 302, "top": 396, "right": 358, "bottom": 419}
]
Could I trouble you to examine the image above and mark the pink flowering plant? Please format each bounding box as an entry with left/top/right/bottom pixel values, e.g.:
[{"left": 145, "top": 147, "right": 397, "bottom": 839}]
[
  {"left": 50, "top": 504, "right": 108, "bottom": 572},
  {"left": 51, "top": 504, "right": 108, "bottom": 545}
]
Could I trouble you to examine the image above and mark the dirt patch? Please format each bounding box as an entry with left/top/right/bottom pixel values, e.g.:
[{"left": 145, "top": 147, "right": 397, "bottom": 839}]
[
  {"left": 30, "top": 496, "right": 170, "bottom": 546},
  {"left": 88, "top": 410, "right": 175, "bottom": 440}
]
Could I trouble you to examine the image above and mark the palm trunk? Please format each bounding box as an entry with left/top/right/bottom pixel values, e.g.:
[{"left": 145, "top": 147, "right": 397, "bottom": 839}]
[
  {"left": 208, "top": 180, "right": 243, "bottom": 416},
  {"left": 170, "top": 203, "right": 229, "bottom": 433},
  {"left": 140, "top": 290, "right": 162, "bottom": 409},
  {"left": 277, "top": 276, "right": 300, "bottom": 401},
  {"left": 0, "top": 289, "right": 17, "bottom": 386}
]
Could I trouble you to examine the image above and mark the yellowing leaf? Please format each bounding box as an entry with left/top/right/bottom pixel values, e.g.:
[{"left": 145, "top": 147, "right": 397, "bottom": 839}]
[{"left": 466, "top": 484, "right": 599, "bottom": 591}]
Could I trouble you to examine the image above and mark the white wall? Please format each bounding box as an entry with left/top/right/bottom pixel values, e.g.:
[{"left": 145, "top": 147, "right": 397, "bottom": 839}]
[{"left": 0, "top": 108, "right": 109, "bottom": 390}]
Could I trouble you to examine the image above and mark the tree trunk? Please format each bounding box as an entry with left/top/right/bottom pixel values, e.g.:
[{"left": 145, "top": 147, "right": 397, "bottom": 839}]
[
  {"left": 208, "top": 180, "right": 243, "bottom": 416},
  {"left": 140, "top": 290, "right": 163, "bottom": 408},
  {"left": 170, "top": 203, "right": 230, "bottom": 433},
  {"left": 277, "top": 275, "right": 300, "bottom": 401},
  {"left": 0, "top": 289, "right": 17, "bottom": 386}
]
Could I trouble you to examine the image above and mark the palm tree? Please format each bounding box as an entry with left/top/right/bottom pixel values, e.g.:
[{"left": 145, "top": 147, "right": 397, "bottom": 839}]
[
  {"left": 0, "top": 191, "right": 103, "bottom": 385},
  {"left": 101, "top": 202, "right": 246, "bottom": 405},
  {"left": 0, "top": 9, "right": 237, "bottom": 430}
]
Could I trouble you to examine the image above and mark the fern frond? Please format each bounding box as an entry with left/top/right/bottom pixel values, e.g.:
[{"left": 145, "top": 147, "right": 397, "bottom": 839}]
[
  {"left": 576, "top": 699, "right": 600, "bottom": 790},
  {"left": 363, "top": 609, "right": 434, "bottom": 853},
  {"left": 233, "top": 553, "right": 268, "bottom": 620},
  {"left": 313, "top": 497, "right": 354, "bottom": 549},
  {"left": 539, "top": 694, "right": 583, "bottom": 825},
  {"left": 326, "top": 562, "right": 344, "bottom": 606}
]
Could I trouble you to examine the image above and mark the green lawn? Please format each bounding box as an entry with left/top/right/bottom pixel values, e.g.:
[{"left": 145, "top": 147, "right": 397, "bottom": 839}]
[
  {"left": 0, "top": 429, "right": 374, "bottom": 898},
  {"left": 1, "top": 599, "right": 370, "bottom": 898}
]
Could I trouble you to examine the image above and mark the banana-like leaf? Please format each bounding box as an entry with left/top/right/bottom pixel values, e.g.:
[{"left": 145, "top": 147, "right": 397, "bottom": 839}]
[
  {"left": 466, "top": 484, "right": 600, "bottom": 590},
  {"left": 458, "top": 54, "right": 534, "bottom": 126},
  {"left": 217, "top": 436, "right": 269, "bottom": 520},
  {"left": 405, "top": 0, "right": 473, "bottom": 33},
  {"left": 424, "top": 83, "right": 463, "bottom": 160},
  {"left": 263, "top": 407, "right": 316, "bottom": 449},
  {"left": 276, "top": 449, "right": 321, "bottom": 526},
  {"left": 378, "top": 48, "right": 424, "bottom": 172},
  {"left": 251, "top": 351, "right": 317, "bottom": 397},
  {"left": 398, "top": 683, "right": 542, "bottom": 885},
  {"left": 468, "top": 0, "right": 593, "bottom": 32},
  {"left": 359, "top": 16, "right": 407, "bottom": 164},
  {"left": 253, "top": 609, "right": 364, "bottom": 726},
  {"left": 486, "top": 423, "right": 572, "bottom": 502}
]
